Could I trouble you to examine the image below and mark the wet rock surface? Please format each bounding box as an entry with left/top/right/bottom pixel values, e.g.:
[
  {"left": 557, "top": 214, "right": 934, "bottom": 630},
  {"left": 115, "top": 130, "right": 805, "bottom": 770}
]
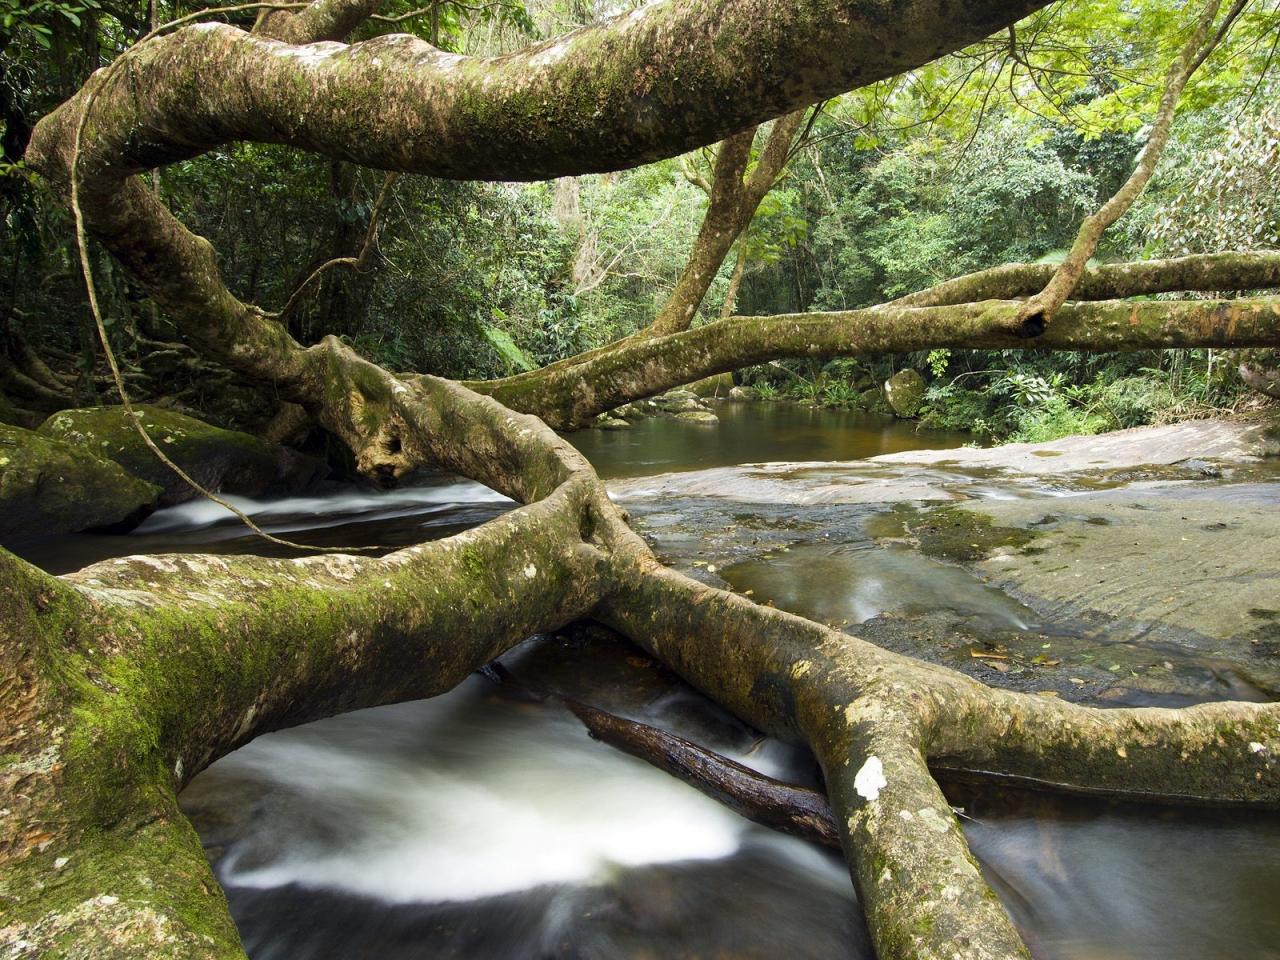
[{"left": 622, "top": 418, "right": 1280, "bottom": 707}]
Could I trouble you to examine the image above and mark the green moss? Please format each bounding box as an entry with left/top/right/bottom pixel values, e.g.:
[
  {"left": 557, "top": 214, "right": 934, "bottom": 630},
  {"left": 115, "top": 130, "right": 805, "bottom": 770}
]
[
  {"left": 38, "top": 405, "right": 283, "bottom": 506},
  {"left": 0, "top": 423, "right": 161, "bottom": 537},
  {"left": 906, "top": 506, "right": 1035, "bottom": 562}
]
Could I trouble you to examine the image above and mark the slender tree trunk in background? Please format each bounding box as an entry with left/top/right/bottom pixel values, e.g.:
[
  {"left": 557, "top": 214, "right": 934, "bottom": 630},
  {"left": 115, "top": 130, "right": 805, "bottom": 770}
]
[
  {"left": 13, "top": 1, "right": 1280, "bottom": 958},
  {"left": 719, "top": 240, "right": 748, "bottom": 320},
  {"left": 650, "top": 110, "right": 806, "bottom": 335}
]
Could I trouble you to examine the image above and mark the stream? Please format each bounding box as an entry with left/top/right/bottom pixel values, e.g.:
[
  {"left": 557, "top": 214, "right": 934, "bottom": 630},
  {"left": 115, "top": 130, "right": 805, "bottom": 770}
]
[{"left": 16, "top": 402, "right": 1280, "bottom": 959}]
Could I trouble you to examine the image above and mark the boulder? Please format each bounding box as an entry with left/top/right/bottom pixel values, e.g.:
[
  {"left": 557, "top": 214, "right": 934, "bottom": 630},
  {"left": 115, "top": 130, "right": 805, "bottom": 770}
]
[
  {"left": 612, "top": 404, "right": 647, "bottom": 421},
  {"left": 728, "top": 386, "right": 756, "bottom": 401},
  {"left": 39, "top": 405, "right": 319, "bottom": 507},
  {"left": 658, "top": 397, "right": 706, "bottom": 414},
  {"left": 675, "top": 410, "right": 719, "bottom": 425},
  {"left": 859, "top": 387, "right": 892, "bottom": 416},
  {"left": 884, "top": 370, "right": 926, "bottom": 418},
  {"left": 686, "top": 373, "right": 735, "bottom": 398},
  {"left": 595, "top": 417, "right": 632, "bottom": 430},
  {"left": 0, "top": 423, "right": 161, "bottom": 538}
]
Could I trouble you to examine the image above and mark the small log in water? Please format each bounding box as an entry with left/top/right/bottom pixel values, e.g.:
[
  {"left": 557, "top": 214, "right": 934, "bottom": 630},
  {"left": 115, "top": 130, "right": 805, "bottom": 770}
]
[{"left": 481, "top": 663, "right": 841, "bottom": 848}]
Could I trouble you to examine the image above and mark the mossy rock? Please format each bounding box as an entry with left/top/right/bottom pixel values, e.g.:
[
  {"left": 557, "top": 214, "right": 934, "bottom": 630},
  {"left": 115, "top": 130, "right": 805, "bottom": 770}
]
[
  {"left": 859, "top": 387, "right": 892, "bottom": 416},
  {"left": 612, "top": 404, "right": 647, "bottom": 421},
  {"left": 0, "top": 423, "right": 161, "bottom": 538},
  {"left": 39, "top": 405, "right": 316, "bottom": 507},
  {"left": 728, "top": 386, "right": 756, "bottom": 401},
  {"left": 686, "top": 372, "right": 734, "bottom": 398},
  {"left": 658, "top": 397, "right": 708, "bottom": 414},
  {"left": 906, "top": 506, "right": 1034, "bottom": 563},
  {"left": 596, "top": 416, "right": 632, "bottom": 430},
  {"left": 884, "top": 369, "right": 926, "bottom": 418},
  {"left": 675, "top": 410, "right": 719, "bottom": 425}
]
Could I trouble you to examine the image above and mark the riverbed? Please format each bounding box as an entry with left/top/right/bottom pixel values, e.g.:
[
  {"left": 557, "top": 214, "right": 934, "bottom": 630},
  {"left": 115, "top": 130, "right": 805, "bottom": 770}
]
[{"left": 18, "top": 402, "right": 1280, "bottom": 959}]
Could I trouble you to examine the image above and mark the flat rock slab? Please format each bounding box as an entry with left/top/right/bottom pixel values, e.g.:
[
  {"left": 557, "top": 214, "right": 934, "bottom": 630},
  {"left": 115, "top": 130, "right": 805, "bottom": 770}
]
[
  {"left": 971, "top": 482, "right": 1280, "bottom": 648},
  {"left": 874, "top": 417, "right": 1280, "bottom": 473},
  {"left": 608, "top": 418, "right": 1280, "bottom": 505}
]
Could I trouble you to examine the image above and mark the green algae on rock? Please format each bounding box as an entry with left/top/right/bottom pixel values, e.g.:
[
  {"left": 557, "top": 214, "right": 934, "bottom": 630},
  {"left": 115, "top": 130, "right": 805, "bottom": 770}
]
[
  {"left": 0, "top": 423, "right": 161, "bottom": 538},
  {"left": 39, "top": 405, "right": 317, "bottom": 506}
]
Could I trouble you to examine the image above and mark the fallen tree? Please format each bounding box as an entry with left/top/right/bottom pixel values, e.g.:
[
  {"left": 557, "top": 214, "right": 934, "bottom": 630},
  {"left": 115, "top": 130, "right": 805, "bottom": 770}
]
[{"left": 7, "top": 1, "right": 1280, "bottom": 958}]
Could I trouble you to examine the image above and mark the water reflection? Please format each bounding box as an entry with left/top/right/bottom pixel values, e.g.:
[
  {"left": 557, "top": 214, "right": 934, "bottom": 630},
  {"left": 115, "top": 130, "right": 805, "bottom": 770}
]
[
  {"left": 722, "top": 541, "right": 1040, "bottom": 631},
  {"left": 568, "top": 400, "right": 970, "bottom": 479}
]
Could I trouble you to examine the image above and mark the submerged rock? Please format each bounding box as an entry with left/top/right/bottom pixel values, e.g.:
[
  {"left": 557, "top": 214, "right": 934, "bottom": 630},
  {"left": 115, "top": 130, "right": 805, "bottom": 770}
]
[
  {"left": 883, "top": 369, "right": 926, "bottom": 418},
  {"left": 0, "top": 423, "right": 161, "bottom": 538},
  {"left": 39, "top": 404, "right": 319, "bottom": 506}
]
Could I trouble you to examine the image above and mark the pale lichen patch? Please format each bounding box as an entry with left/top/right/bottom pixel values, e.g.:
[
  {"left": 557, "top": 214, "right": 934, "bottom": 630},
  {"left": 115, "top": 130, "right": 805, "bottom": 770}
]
[{"left": 854, "top": 755, "right": 886, "bottom": 802}]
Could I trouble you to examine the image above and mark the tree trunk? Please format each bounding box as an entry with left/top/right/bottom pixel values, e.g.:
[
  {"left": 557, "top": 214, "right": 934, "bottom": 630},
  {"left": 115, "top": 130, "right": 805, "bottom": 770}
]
[
  {"left": 719, "top": 241, "right": 748, "bottom": 320},
  {"left": 649, "top": 111, "right": 806, "bottom": 336}
]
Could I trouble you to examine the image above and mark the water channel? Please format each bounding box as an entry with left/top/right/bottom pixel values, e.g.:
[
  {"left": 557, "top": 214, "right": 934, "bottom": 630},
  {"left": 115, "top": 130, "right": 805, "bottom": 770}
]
[{"left": 15, "top": 402, "right": 1280, "bottom": 959}]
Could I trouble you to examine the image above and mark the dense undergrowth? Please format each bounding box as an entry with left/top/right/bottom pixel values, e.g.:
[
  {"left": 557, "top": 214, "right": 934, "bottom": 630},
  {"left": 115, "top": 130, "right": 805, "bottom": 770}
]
[{"left": 2, "top": 0, "right": 1278, "bottom": 442}]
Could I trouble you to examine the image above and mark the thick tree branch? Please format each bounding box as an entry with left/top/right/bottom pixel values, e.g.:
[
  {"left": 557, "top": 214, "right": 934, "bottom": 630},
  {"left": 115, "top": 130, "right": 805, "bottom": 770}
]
[
  {"left": 29, "top": 0, "right": 1054, "bottom": 185},
  {"left": 894, "top": 250, "right": 1280, "bottom": 308},
  {"left": 254, "top": 0, "right": 385, "bottom": 43},
  {"left": 477, "top": 295, "right": 1280, "bottom": 427},
  {"left": 649, "top": 111, "right": 806, "bottom": 336}
]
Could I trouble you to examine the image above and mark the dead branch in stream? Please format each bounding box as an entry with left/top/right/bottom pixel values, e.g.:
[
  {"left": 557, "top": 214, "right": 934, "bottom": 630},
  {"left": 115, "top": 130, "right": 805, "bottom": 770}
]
[
  {"left": 8, "top": 1, "right": 1280, "bottom": 959},
  {"left": 483, "top": 661, "right": 842, "bottom": 848}
]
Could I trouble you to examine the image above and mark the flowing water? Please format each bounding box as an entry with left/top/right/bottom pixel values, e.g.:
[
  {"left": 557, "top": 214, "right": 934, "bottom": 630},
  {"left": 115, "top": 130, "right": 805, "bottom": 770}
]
[{"left": 15, "top": 402, "right": 1280, "bottom": 959}]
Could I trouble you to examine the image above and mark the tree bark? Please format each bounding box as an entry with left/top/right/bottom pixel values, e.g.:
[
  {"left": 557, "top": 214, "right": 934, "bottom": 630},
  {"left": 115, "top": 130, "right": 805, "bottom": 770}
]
[{"left": 477, "top": 290, "right": 1280, "bottom": 428}]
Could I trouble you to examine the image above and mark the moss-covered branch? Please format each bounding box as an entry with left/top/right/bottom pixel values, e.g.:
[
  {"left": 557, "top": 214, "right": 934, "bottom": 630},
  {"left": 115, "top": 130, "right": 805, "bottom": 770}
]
[
  {"left": 594, "top": 558, "right": 1279, "bottom": 960},
  {"left": 895, "top": 250, "right": 1280, "bottom": 307},
  {"left": 477, "top": 295, "right": 1280, "bottom": 427}
]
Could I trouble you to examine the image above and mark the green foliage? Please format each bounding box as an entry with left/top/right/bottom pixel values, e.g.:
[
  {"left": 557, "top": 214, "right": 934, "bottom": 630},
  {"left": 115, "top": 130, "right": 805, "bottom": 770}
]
[
  {"left": 790, "top": 377, "right": 825, "bottom": 404},
  {"left": 821, "top": 381, "right": 860, "bottom": 407},
  {"left": 481, "top": 323, "right": 537, "bottom": 375},
  {"left": 1008, "top": 396, "right": 1108, "bottom": 444},
  {"left": 1, "top": 0, "right": 100, "bottom": 48}
]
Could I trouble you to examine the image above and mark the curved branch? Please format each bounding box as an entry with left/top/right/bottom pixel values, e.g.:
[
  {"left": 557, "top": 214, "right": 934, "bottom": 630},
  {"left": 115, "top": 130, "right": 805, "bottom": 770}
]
[
  {"left": 254, "top": 0, "right": 385, "bottom": 43},
  {"left": 1013, "top": 0, "right": 1242, "bottom": 331},
  {"left": 30, "top": 0, "right": 1053, "bottom": 185}
]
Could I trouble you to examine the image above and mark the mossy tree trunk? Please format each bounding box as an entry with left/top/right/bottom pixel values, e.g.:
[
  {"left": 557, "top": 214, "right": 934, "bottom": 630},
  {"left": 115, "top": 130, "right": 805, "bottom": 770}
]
[{"left": 12, "top": 1, "right": 1280, "bottom": 958}]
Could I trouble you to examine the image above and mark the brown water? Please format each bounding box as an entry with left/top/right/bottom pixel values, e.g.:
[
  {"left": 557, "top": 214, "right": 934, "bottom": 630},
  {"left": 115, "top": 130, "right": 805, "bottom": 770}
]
[
  {"left": 568, "top": 400, "right": 972, "bottom": 479},
  {"left": 14, "top": 402, "right": 1280, "bottom": 959}
]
